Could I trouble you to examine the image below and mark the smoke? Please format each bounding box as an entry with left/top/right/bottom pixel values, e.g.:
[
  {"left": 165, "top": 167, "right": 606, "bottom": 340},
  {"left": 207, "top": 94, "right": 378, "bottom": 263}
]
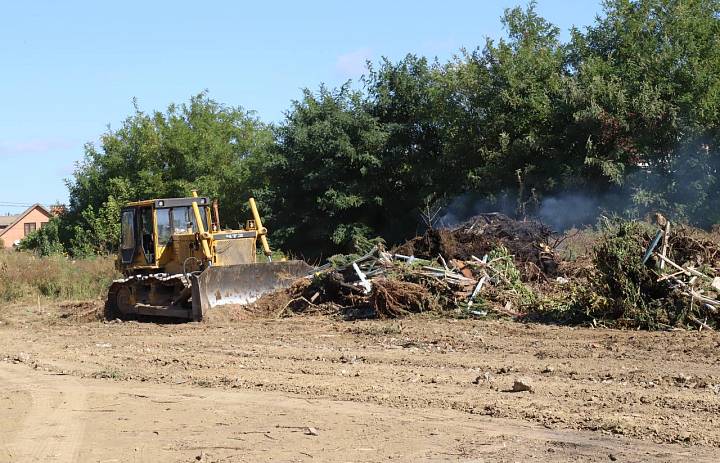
[
  {"left": 437, "top": 140, "right": 720, "bottom": 232},
  {"left": 439, "top": 190, "right": 629, "bottom": 232},
  {"left": 537, "top": 192, "right": 624, "bottom": 231},
  {"left": 439, "top": 192, "right": 517, "bottom": 227}
]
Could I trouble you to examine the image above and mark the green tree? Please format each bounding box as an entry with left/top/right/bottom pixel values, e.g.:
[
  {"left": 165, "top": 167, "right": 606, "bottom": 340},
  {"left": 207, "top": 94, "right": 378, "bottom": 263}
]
[
  {"left": 447, "top": 3, "right": 579, "bottom": 203},
  {"left": 364, "top": 55, "right": 456, "bottom": 237},
  {"left": 263, "top": 85, "right": 389, "bottom": 257},
  {"left": 21, "top": 1, "right": 720, "bottom": 259},
  {"left": 571, "top": 0, "right": 720, "bottom": 222},
  {"left": 61, "top": 93, "right": 274, "bottom": 255}
]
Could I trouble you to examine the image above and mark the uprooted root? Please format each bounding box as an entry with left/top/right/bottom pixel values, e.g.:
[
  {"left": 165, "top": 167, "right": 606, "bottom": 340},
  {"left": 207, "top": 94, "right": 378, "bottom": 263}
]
[
  {"left": 370, "top": 278, "right": 438, "bottom": 319},
  {"left": 255, "top": 272, "right": 441, "bottom": 320}
]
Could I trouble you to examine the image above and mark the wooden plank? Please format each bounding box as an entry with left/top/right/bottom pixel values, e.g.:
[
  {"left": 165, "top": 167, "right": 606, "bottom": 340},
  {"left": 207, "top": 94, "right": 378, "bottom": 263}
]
[
  {"left": 659, "top": 221, "right": 671, "bottom": 270},
  {"left": 654, "top": 253, "right": 690, "bottom": 275}
]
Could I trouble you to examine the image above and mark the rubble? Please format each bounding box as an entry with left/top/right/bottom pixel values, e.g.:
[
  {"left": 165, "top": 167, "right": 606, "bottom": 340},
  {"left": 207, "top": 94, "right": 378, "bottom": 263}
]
[
  {"left": 259, "top": 216, "right": 561, "bottom": 320},
  {"left": 578, "top": 218, "right": 720, "bottom": 330},
  {"left": 250, "top": 213, "right": 720, "bottom": 330},
  {"left": 648, "top": 222, "right": 720, "bottom": 330},
  {"left": 272, "top": 246, "right": 479, "bottom": 319}
]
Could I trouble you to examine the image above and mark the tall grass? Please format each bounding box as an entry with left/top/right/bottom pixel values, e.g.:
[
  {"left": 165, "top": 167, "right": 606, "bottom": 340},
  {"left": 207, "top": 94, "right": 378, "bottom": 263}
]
[{"left": 0, "top": 250, "right": 118, "bottom": 303}]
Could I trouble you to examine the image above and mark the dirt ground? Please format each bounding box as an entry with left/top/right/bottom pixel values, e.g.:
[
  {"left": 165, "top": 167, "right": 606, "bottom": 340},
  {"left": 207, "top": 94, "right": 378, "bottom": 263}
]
[{"left": 1, "top": 302, "right": 720, "bottom": 462}]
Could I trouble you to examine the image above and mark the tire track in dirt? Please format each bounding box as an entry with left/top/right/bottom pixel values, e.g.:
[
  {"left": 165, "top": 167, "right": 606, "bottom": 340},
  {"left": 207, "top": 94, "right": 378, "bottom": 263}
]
[
  {"left": 3, "top": 314, "right": 720, "bottom": 457},
  {"left": 0, "top": 365, "right": 87, "bottom": 462},
  {"left": 0, "top": 377, "right": 31, "bottom": 462},
  {"left": 1, "top": 360, "right": 717, "bottom": 462}
]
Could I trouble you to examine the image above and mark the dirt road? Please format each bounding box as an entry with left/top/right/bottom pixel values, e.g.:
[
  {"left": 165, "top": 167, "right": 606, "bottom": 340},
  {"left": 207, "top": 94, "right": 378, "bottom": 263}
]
[{"left": 1, "top": 303, "right": 719, "bottom": 462}]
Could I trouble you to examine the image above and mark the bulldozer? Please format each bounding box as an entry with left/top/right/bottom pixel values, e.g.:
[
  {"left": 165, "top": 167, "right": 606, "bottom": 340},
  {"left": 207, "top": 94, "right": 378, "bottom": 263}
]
[{"left": 105, "top": 191, "right": 312, "bottom": 321}]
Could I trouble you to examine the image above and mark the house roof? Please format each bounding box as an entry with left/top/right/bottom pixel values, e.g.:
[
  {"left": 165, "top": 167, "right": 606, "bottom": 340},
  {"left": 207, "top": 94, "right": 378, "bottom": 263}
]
[
  {"left": 0, "top": 204, "right": 52, "bottom": 237},
  {"left": 0, "top": 214, "right": 19, "bottom": 227}
]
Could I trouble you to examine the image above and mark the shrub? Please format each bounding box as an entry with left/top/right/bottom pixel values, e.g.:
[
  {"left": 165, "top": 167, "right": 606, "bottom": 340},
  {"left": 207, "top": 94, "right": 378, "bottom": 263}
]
[
  {"left": 16, "top": 217, "right": 65, "bottom": 256},
  {"left": 572, "top": 219, "right": 688, "bottom": 329}
]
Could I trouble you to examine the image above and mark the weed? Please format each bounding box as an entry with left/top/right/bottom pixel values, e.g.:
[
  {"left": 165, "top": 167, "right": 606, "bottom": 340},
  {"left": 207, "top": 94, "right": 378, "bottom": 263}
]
[
  {"left": 0, "top": 250, "right": 118, "bottom": 304},
  {"left": 487, "top": 245, "right": 537, "bottom": 308}
]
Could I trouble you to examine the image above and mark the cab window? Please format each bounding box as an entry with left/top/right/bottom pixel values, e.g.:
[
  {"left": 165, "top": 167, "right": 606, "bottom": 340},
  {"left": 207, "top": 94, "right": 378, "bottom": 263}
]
[
  {"left": 171, "top": 206, "right": 208, "bottom": 233},
  {"left": 172, "top": 207, "right": 192, "bottom": 234},
  {"left": 156, "top": 208, "right": 172, "bottom": 245},
  {"left": 121, "top": 210, "right": 135, "bottom": 250},
  {"left": 139, "top": 207, "right": 154, "bottom": 263}
]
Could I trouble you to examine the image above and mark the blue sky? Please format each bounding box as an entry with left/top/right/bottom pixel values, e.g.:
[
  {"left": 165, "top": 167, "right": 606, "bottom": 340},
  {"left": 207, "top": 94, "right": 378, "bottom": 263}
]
[{"left": 0, "top": 0, "right": 602, "bottom": 214}]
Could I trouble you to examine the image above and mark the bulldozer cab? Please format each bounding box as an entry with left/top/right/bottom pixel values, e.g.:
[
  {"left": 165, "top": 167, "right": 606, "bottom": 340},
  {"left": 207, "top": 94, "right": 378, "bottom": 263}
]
[{"left": 118, "top": 197, "right": 212, "bottom": 272}]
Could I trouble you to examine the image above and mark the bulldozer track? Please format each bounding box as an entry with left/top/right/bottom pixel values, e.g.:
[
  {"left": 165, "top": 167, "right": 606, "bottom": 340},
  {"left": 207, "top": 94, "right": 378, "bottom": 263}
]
[{"left": 103, "top": 282, "right": 121, "bottom": 320}]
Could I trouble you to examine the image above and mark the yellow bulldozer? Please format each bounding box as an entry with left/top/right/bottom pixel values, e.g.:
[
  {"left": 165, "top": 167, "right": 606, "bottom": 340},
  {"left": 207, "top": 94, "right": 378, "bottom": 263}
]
[{"left": 105, "top": 191, "right": 312, "bottom": 321}]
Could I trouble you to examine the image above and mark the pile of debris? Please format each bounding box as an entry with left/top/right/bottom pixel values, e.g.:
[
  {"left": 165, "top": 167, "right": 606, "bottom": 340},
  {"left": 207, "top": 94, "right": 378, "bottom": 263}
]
[
  {"left": 260, "top": 214, "right": 560, "bottom": 320},
  {"left": 395, "top": 213, "right": 558, "bottom": 279},
  {"left": 270, "top": 247, "right": 533, "bottom": 319},
  {"left": 645, "top": 221, "right": 720, "bottom": 330},
  {"left": 579, "top": 217, "right": 720, "bottom": 330},
  {"left": 250, "top": 212, "right": 720, "bottom": 330}
]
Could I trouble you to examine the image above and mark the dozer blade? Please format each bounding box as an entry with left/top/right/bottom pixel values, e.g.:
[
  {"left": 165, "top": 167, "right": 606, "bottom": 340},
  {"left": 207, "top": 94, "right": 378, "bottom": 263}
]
[{"left": 190, "top": 261, "right": 314, "bottom": 321}]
